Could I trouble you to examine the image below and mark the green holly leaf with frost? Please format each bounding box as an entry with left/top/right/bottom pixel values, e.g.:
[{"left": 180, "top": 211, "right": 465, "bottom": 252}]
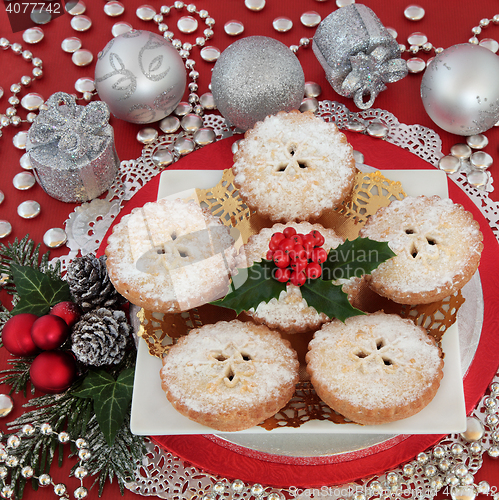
[
  {"left": 321, "top": 237, "right": 395, "bottom": 281},
  {"left": 211, "top": 260, "right": 286, "bottom": 315},
  {"left": 10, "top": 263, "right": 71, "bottom": 316},
  {"left": 73, "top": 367, "right": 135, "bottom": 446},
  {"left": 301, "top": 278, "right": 364, "bottom": 322}
]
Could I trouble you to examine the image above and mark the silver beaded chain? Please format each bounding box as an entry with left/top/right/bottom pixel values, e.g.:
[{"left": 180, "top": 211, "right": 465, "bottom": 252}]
[
  {"left": 0, "top": 423, "right": 90, "bottom": 499},
  {"left": 0, "top": 37, "right": 43, "bottom": 136}
]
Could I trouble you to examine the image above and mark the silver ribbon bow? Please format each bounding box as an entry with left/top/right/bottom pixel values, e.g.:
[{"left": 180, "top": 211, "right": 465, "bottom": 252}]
[
  {"left": 341, "top": 47, "right": 409, "bottom": 109},
  {"left": 27, "top": 92, "right": 111, "bottom": 161}
]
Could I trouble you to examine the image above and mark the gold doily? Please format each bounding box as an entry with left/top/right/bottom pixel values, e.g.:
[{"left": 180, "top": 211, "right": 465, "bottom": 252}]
[{"left": 138, "top": 169, "right": 463, "bottom": 429}]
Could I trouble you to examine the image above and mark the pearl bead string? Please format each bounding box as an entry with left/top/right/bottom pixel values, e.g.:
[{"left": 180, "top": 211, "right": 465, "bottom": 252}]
[
  {"left": 0, "top": 37, "right": 43, "bottom": 135},
  {"left": 0, "top": 423, "right": 90, "bottom": 499}
]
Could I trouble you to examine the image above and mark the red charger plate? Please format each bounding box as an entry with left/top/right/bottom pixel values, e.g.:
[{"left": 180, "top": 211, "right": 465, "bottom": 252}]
[{"left": 100, "top": 132, "right": 499, "bottom": 487}]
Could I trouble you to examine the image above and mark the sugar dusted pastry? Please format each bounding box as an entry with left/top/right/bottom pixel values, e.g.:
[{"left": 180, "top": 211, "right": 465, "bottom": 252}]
[
  {"left": 359, "top": 195, "right": 483, "bottom": 304},
  {"left": 232, "top": 110, "right": 356, "bottom": 222},
  {"left": 239, "top": 222, "right": 344, "bottom": 334},
  {"left": 160, "top": 320, "right": 299, "bottom": 431},
  {"left": 306, "top": 312, "right": 444, "bottom": 425},
  {"left": 105, "top": 197, "right": 237, "bottom": 313}
]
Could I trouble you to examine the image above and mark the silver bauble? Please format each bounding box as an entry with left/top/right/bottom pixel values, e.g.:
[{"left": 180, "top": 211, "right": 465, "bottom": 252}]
[
  {"left": 211, "top": 36, "right": 305, "bottom": 130},
  {"left": 95, "top": 30, "right": 186, "bottom": 124},
  {"left": 421, "top": 43, "right": 499, "bottom": 136}
]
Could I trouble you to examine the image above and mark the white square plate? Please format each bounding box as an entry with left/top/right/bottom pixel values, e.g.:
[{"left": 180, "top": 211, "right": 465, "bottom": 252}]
[{"left": 130, "top": 168, "right": 466, "bottom": 435}]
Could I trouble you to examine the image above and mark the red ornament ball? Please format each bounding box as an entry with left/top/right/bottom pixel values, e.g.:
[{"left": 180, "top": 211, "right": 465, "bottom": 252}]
[
  {"left": 2, "top": 313, "right": 40, "bottom": 357},
  {"left": 30, "top": 350, "right": 77, "bottom": 394},
  {"left": 31, "top": 315, "right": 70, "bottom": 351},
  {"left": 49, "top": 301, "right": 82, "bottom": 328}
]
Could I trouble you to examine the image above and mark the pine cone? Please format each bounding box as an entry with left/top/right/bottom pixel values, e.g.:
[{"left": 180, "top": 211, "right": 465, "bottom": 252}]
[
  {"left": 66, "top": 254, "right": 124, "bottom": 312},
  {"left": 71, "top": 308, "right": 130, "bottom": 366}
]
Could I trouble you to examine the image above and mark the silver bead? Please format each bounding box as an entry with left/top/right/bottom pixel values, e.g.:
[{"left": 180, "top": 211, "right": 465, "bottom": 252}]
[
  {"left": 22, "top": 50, "right": 33, "bottom": 61},
  {"left": 75, "top": 438, "right": 88, "bottom": 449},
  {"left": 203, "top": 28, "right": 214, "bottom": 38},
  {"left": 10, "top": 116, "right": 21, "bottom": 127},
  {"left": 212, "top": 482, "right": 225, "bottom": 495},
  {"left": 469, "top": 441, "right": 482, "bottom": 454},
  {"left": 454, "top": 464, "right": 468, "bottom": 477},
  {"left": 0, "top": 467, "right": 7, "bottom": 479},
  {"left": 433, "top": 446, "right": 445, "bottom": 459},
  {"left": 174, "top": 1, "right": 184, "bottom": 8},
  {"left": 369, "top": 481, "right": 383, "bottom": 494},
  {"left": 231, "top": 480, "right": 245, "bottom": 494},
  {"left": 486, "top": 413, "right": 499, "bottom": 426},
  {"left": 160, "top": 5, "right": 171, "bottom": 14},
  {"left": 462, "top": 473, "right": 474, "bottom": 485},
  {"left": 205, "top": 17, "right": 215, "bottom": 27},
  {"left": 5, "top": 456, "right": 19, "bottom": 468},
  {"left": 445, "top": 474, "right": 459, "bottom": 486},
  {"left": 38, "top": 473, "right": 52, "bottom": 486},
  {"left": 78, "top": 448, "right": 91, "bottom": 461},
  {"left": 289, "top": 45, "right": 299, "bottom": 53},
  {"left": 198, "top": 9, "right": 209, "bottom": 18},
  {"left": 417, "top": 452, "right": 429, "bottom": 464},
  {"left": 469, "top": 36, "right": 479, "bottom": 45},
  {"left": 40, "top": 423, "right": 52, "bottom": 435},
  {"left": 20, "top": 75, "right": 32, "bottom": 86},
  {"left": 493, "top": 14, "right": 499, "bottom": 24},
  {"left": 58, "top": 432, "right": 70, "bottom": 443},
  {"left": 153, "top": 14, "right": 163, "bottom": 23},
  {"left": 477, "top": 481, "right": 490, "bottom": 495},
  {"left": 386, "top": 472, "right": 399, "bottom": 485},
  {"left": 54, "top": 483, "right": 67, "bottom": 496},
  {"left": 250, "top": 484, "right": 264, "bottom": 497},
  {"left": 32, "top": 57, "right": 43, "bottom": 67},
  {"left": 32, "top": 67, "right": 43, "bottom": 79},
  {"left": 480, "top": 18, "right": 490, "bottom": 27},
  {"left": 300, "top": 37, "right": 310, "bottom": 47},
  {"left": 403, "top": 463, "right": 414, "bottom": 476},
  {"left": 187, "top": 4, "right": 197, "bottom": 13},
  {"left": 488, "top": 445, "right": 499, "bottom": 458},
  {"left": 11, "top": 43, "right": 23, "bottom": 54},
  {"left": 1, "top": 485, "right": 13, "bottom": 498},
  {"left": 471, "top": 26, "right": 482, "bottom": 35},
  {"left": 22, "top": 424, "right": 35, "bottom": 436},
  {"left": 74, "top": 466, "right": 88, "bottom": 479},
  {"left": 6, "top": 106, "right": 16, "bottom": 116},
  {"left": 439, "top": 458, "right": 452, "bottom": 472},
  {"left": 451, "top": 443, "right": 464, "bottom": 456},
  {"left": 74, "top": 486, "right": 88, "bottom": 499},
  {"left": 21, "top": 465, "right": 35, "bottom": 479},
  {"left": 0, "top": 38, "right": 10, "bottom": 49},
  {"left": 6, "top": 436, "right": 20, "bottom": 449}
]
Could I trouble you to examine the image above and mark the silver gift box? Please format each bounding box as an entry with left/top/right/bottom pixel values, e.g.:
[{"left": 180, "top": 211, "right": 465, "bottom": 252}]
[
  {"left": 26, "top": 92, "right": 120, "bottom": 203},
  {"left": 312, "top": 4, "right": 408, "bottom": 109}
]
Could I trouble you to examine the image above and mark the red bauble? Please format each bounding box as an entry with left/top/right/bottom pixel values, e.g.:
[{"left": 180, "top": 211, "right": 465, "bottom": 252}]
[
  {"left": 2, "top": 313, "right": 40, "bottom": 357},
  {"left": 29, "top": 351, "right": 77, "bottom": 394},
  {"left": 30, "top": 315, "right": 70, "bottom": 350},
  {"left": 49, "top": 301, "right": 82, "bottom": 328}
]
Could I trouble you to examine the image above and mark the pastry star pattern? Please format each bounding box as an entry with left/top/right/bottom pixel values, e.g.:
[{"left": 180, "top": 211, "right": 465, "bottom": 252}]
[
  {"left": 205, "top": 341, "right": 256, "bottom": 392},
  {"left": 270, "top": 137, "right": 321, "bottom": 176},
  {"left": 347, "top": 330, "right": 413, "bottom": 375}
]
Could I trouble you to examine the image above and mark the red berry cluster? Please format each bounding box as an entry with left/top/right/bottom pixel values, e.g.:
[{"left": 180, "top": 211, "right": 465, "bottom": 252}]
[{"left": 266, "top": 227, "right": 328, "bottom": 286}]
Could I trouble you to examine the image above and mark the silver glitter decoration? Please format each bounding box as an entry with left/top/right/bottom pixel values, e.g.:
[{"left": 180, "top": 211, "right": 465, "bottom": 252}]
[
  {"left": 26, "top": 92, "right": 119, "bottom": 203},
  {"left": 312, "top": 4, "right": 408, "bottom": 109},
  {"left": 211, "top": 36, "right": 305, "bottom": 130},
  {"left": 95, "top": 30, "right": 186, "bottom": 123}
]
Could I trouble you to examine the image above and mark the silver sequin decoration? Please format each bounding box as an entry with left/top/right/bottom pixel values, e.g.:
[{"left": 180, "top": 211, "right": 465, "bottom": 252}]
[
  {"left": 21, "top": 93, "right": 44, "bottom": 110},
  {"left": 300, "top": 11, "right": 321, "bottom": 27},
  {"left": 17, "top": 200, "right": 41, "bottom": 219},
  {"left": 20, "top": 153, "right": 32, "bottom": 170},
  {"left": 152, "top": 148, "right": 174, "bottom": 167},
  {"left": 193, "top": 128, "right": 216, "bottom": 146},
  {"left": 0, "top": 221, "right": 12, "bottom": 239},
  {"left": 304, "top": 81, "right": 322, "bottom": 98},
  {"left": 137, "top": 128, "right": 158, "bottom": 144},
  {"left": 407, "top": 32, "right": 428, "bottom": 46},
  {"left": 13, "top": 172, "right": 36, "bottom": 190},
  {"left": 104, "top": 1, "right": 125, "bottom": 17},
  {"left": 273, "top": 17, "right": 293, "bottom": 32},
  {"left": 136, "top": 5, "right": 156, "bottom": 21},
  {"left": 461, "top": 416, "right": 485, "bottom": 442},
  {"left": 467, "top": 170, "right": 488, "bottom": 189},
  {"left": 0, "top": 191, "right": 4, "bottom": 204},
  {"left": 71, "top": 15, "right": 92, "bottom": 31},
  {"left": 178, "top": 16, "right": 198, "bottom": 34},
  {"left": 75, "top": 77, "right": 95, "bottom": 93},
  {"left": 72, "top": 49, "right": 93, "bottom": 66},
  {"left": 111, "top": 22, "right": 133, "bottom": 37},
  {"left": 159, "top": 116, "right": 180, "bottom": 133},
  {"left": 181, "top": 114, "right": 203, "bottom": 132},
  {"left": 173, "top": 137, "right": 195, "bottom": 155},
  {"left": 66, "top": 1, "right": 86, "bottom": 15},
  {"left": 31, "top": 8, "right": 51, "bottom": 24},
  {"left": 199, "top": 92, "right": 216, "bottom": 110},
  {"left": 480, "top": 38, "right": 499, "bottom": 53},
  {"left": 61, "top": 37, "right": 82, "bottom": 53},
  {"left": 367, "top": 121, "right": 389, "bottom": 138},
  {"left": 43, "top": 228, "right": 68, "bottom": 248},
  {"left": 0, "top": 395, "right": 13, "bottom": 418},
  {"left": 299, "top": 97, "right": 319, "bottom": 113},
  {"left": 404, "top": 5, "right": 425, "bottom": 21},
  {"left": 438, "top": 155, "right": 461, "bottom": 174},
  {"left": 407, "top": 57, "right": 426, "bottom": 73},
  {"left": 13, "top": 131, "right": 28, "bottom": 149},
  {"left": 23, "top": 27, "right": 44, "bottom": 44},
  {"left": 244, "top": 0, "right": 265, "bottom": 11},
  {"left": 470, "top": 151, "right": 493, "bottom": 170},
  {"left": 450, "top": 143, "right": 472, "bottom": 159},
  {"left": 200, "top": 46, "right": 220, "bottom": 62},
  {"left": 224, "top": 20, "right": 244, "bottom": 36},
  {"left": 467, "top": 134, "right": 488, "bottom": 149}
]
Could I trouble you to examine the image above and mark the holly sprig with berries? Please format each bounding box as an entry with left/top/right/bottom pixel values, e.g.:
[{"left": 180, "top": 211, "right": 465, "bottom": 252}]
[
  {"left": 213, "top": 227, "right": 396, "bottom": 321},
  {"left": 0, "top": 235, "right": 145, "bottom": 497}
]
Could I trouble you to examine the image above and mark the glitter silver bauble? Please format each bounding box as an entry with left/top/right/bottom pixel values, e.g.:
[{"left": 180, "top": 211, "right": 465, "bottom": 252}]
[
  {"left": 211, "top": 36, "right": 305, "bottom": 130},
  {"left": 421, "top": 43, "right": 499, "bottom": 135},
  {"left": 95, "top": 30, "right": 186, "bottom": 124}
]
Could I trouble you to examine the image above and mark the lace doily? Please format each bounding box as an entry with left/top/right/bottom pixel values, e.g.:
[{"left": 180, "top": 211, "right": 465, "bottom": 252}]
[{"left": 62, "top": 102, "right": 499, "bottom": 499}]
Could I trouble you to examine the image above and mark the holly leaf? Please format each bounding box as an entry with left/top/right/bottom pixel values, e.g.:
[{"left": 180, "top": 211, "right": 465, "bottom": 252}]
[
  {"left": 211, "top": 260, "right": 286, "bottom": 315},
  {"left": 10, "top": 264, "right": 71, "bottom": 316},
  {"left": 321, "top": 237, "right": 396, "bottom": 281},
  {"left": 73, "top": 367, "right": 135, "bottom": 446},
  {"left": 301, "top": 278, "right": 364, "bottom": 322}
]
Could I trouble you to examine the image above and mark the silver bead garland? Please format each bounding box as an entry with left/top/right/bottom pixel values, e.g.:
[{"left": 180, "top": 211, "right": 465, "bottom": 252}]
[{"left": 0, "top": 424, "right": 90, "bottom": 499}]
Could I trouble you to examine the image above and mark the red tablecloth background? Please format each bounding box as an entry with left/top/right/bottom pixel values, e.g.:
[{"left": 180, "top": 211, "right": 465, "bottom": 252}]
[{"left": 1, "top": 0, "right": 499, "bottom": 498}]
